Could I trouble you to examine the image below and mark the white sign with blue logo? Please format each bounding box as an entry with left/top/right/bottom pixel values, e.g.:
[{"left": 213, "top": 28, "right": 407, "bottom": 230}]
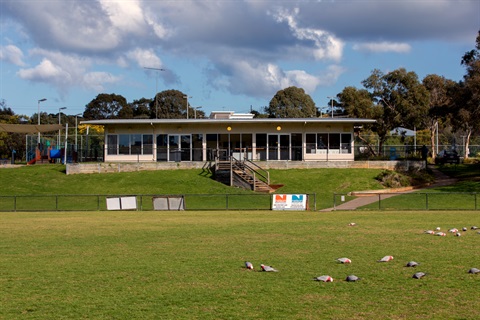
[{"left": 272, "top": 194, "right": 307, "bottom": 211}]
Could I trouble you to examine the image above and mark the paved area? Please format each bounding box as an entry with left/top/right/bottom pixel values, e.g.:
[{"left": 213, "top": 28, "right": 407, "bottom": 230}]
[{"left": 320, "top": 167, "right": 458, "bottom": 211}]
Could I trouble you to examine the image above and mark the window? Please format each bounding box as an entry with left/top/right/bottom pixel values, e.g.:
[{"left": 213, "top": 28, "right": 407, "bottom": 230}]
[
  {"left": 107, "top": 135, "right": 118, "bottom": 155},
  {"left": 143, "top": 135, "right": 153, "bottom": 155},
  {"left": 341, "top": 133, "right": 352, "bottom": 153},
  {"left": 131, "top": 134, "right": 142, "bottom": 155},
  {"left": 119, "top": 135, "right": 130, "bottom": 155}
]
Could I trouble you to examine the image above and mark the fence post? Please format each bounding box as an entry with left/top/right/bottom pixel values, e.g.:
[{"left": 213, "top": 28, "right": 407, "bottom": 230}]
[
  {"left": 378, "top": 194, "right": 381, "bottom": 210},
  {"left": 56, "top": 195, "right": 58, "bottom": 211},
  {"left": 97, "top": 195, "right": 100, "bottom": 211},
  {"left": 226, "top": 194, "right": 229, "bottom": 210},
  {"left": 333, "top": 193, "right": 336, "bottom": 210},
  {"left": 475, "top": 193, "right": 477, "bottom": 210},
  {"left": 426, "top": 193, "right": 429, "bottom": 210},
  {"left": 14, "top": 196, "right": 17, "bottom": 212}
]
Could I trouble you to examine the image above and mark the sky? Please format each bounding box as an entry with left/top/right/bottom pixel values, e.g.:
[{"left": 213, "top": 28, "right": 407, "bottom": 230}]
[{"left": 0, "top": 0, "right": 479, "bottom": 119}]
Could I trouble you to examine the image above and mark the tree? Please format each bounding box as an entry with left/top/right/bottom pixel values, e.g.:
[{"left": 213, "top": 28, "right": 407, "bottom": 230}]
[
  {"left": 266, "top": 86, "right": 317, "bottom": 118},
  {"left": 83, "top": 93, "right": 128, "bottom": 120},
  {"left": 338, "top": 87, "right": 383, "bottom": 156},
  {"left": 152, "top": 89, "right": 191, "bottom": 119},
  {"left": 0, "top": 100, "right": 26, "bottom": 160},
  {"left": 129, "top": 98, "right": 152, "bottom": 119},
  {"left": 422, "top": 74, "right": 456, "bottom": 159},
  {"left": 359, "top": 68, "right": 429, "bottom": 155},
  {"left": 454, "top": 30, "right": 480, "bottom": 158}
]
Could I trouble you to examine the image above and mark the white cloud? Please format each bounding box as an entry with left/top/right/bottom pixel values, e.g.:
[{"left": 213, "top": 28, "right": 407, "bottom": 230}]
[
  {"left": 0, "top": 45, "right": 26, "bottom": 66},
  {"left": 353, "top": 42, "right": 411, "bottom": 53},
  {"left": 270, "top": 7, "right": 344, "bottom": 62},
  {"left": 83, "top": 72, "right": 122, "bottom": 92},
  {"left": 125, "top": 48, "right": 163, "bottom": 68},
  {"left": 17, "top": 59, "right": 68, "bottom": 82}
]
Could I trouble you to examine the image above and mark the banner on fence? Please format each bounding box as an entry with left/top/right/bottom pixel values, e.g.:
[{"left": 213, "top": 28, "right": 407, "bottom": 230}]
[
  {"left": 106, "top": 196, "right": 137, "bottom": 210},
  {"left": 271, "top": 194, "right": 307, "bottom": 211}
]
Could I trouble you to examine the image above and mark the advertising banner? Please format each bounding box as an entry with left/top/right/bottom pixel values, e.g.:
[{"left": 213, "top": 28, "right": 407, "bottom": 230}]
[{"left": 272, "top": 194, "right": 307, "bottom": 211}]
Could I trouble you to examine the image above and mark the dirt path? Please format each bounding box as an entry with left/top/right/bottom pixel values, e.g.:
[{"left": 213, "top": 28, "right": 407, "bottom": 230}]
[{"left": 320, "top": 167, "right": 458, "bottom": 211}]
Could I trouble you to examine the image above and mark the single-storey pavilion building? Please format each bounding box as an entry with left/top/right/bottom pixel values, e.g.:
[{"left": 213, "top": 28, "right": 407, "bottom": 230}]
[{"left": 81, "top": 112, "right": 375, "bottom": 163}]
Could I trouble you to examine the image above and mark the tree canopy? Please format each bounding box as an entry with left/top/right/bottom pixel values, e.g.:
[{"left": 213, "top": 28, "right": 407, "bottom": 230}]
[
  {"left": 266, "top": 86, "right": 317, "bottom": 118},
  {"left": 83, "top": 93, "right": 128, "bottom": 120}
]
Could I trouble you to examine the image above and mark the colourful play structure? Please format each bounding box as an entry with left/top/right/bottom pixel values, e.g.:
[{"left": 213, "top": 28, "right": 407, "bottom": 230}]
[{"left": 27, "top": 145, "right": 64, "bottom": 165}]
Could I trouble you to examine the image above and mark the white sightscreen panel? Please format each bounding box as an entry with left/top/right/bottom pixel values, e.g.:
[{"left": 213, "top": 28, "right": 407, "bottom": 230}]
[
  {"left": 106, "top": 197, "right": 121, "bottom": 210},
  {"left": 120, "top": 196, "right": 137, "bottom": 210}
]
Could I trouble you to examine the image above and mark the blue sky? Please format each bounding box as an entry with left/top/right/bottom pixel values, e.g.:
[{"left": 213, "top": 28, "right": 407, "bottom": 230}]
[{"left": 1, "top": 0, "right": 478, "bottom": 118}]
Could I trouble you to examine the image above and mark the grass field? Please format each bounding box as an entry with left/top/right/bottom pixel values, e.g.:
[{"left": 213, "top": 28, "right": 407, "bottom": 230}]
[{"left": 1, "top": 210, "right": 479, "bottom": 319}]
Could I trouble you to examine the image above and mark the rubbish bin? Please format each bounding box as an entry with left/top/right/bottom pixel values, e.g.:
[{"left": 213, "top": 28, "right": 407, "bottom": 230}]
[{"left": 11, "top": 150, "right": 16, "bottom": 164}]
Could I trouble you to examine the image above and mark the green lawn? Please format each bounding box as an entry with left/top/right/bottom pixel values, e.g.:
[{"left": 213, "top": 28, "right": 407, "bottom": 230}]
[
  {"left": 0, "top": 165, "right": 386, "bottom": 210},
  {"left": 1, "top": 210, "right": 479, "bottom": 319}
]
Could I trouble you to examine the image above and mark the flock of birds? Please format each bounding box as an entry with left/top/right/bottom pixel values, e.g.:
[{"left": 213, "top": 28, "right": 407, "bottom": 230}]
[{"left": 243, "top": 224, "right": 480, "bottom": 282}]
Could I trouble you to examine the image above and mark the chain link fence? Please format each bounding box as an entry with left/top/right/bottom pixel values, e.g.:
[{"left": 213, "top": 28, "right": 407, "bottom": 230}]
[{"left": 0, "top": 193, "right": 317, "bottom": 212}]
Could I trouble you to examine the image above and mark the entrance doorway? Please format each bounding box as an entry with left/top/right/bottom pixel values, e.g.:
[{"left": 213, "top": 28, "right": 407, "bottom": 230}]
[{"left": 268, "top": 134, "right": 290, "bottom": 160}]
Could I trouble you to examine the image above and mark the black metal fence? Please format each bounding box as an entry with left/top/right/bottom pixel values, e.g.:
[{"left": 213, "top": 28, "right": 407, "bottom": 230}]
[
  {"left": 0, "top": 193, "right": 317, "bottom": 212},
  {"left": 333, "top": 192, "right": 480, "bottom": 211}
]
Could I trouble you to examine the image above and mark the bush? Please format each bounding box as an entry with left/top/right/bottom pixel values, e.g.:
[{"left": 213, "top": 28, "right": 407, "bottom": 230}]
[{"left": 375, "top": 169, "right": 434, "bottom": 188}]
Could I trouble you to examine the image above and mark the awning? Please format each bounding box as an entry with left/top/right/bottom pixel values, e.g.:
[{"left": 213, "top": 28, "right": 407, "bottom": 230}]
[{"left": 0, "top": 123, "right": 64, "bottom": 134}]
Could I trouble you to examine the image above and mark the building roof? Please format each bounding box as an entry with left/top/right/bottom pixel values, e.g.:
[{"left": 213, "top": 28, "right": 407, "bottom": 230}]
[{"left": 81, "top": 117, "right": 375, "bottom": 126}]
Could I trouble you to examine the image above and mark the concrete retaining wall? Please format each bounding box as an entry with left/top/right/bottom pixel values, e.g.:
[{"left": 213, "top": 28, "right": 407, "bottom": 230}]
[{"left": 66, "top": 160, "right": 425, "bottom": 175}]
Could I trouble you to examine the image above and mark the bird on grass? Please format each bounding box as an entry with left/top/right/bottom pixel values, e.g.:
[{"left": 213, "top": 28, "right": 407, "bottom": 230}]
[
  {"left": 424, "top": 230, "right": 435, "bottom": 235},
  {"left": 471, "top": 226, "right": 478, "bottom": 230},
  {"left": 455, "top": 232, "right": 461, "bottom": 237},
  {"left": 412, "top": 272, "right": 426, "bottom": 279},
  {"left": 336, "top": 257, "right": 352, "bottom": 264},
  {"left": 435, "top": 232, "right": 446, "bottom": 236},
  {"left": 468, "top": 268, "right": 480, "bottom": 274},
  {"left": 378, "top": 255, "right": 394, "bottom": 262},
  {"left": 405, "top": 261, "right": 420, "bottom": 267},
  {"left": 448, "top": 228, "right": 458, "bottom": 233},
  {"left": 245, "top": 261, "right": 254, "bottom": 270},
  {"left": 348, "top": 222, "right": 357, "bottom": 227},
  {"left": 260, "top": 264, "right": 278, "bottom": 272},
  {"left": 313, "top": 275, "right": 334, "bottom": 282},
  {"left": 345, "top": 275, "right": 360, "bottom": 282},
  {"left": 462, "top": 227, "right": 467, "bottom": 231}
]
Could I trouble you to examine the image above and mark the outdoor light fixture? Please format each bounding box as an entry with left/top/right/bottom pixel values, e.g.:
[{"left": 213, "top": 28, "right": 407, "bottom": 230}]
[
  {"left": 276, "top": 126, "right": 282, "bottom": 131},
  {"left": 227, "top": 126, "right": 232, "bottom": 131}
]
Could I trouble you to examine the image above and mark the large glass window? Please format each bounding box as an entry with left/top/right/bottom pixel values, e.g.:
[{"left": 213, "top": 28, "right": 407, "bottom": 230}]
[
  {"left": 119, "top": 134, "right": 130, "bottom": 155},
  {"left": 157, "top": 134, "right": 168, "bottom": 161},
  {"left": 107, "top": 135, "right": 118, "bottom": 155},
  {"left": 206, "top": 134, "right": 218, "bottom": 160},
  {"left": 143, "top": 134, "right": 153, "bottom": 155},
  {"left": 341, "top": 133, "right": 352, "bottom": 153},
  {"left": 256, "top": 134, "right": 267, "bottom": 160},
  {"left": 131, "top": 134, "right": 142, "bottom": 155},
  {"left": 306, "top": 134, "right": 316, "bottom": 153},
  {"left": 192, "top": 134, "right": 203, "bottom": 161}
]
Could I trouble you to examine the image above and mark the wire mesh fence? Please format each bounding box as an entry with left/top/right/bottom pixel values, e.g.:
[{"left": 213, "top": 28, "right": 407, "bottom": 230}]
[
  {"left": 333, "top": 192, "right": 479, "bottom": 211},
  {"left": 0, "top": 193, "right": 317, "bottom": 212}
]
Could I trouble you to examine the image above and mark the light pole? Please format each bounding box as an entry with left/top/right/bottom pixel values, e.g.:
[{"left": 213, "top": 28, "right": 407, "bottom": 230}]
[
  {"left": 58, "top": 107, "right": 67, "bottom": 148},
  {"left": 144, "top": 67, "right": 165, "bottom": 119},
  {"left": 194, "top": 106, "right": 202, "bottom": 119},
  {"left": 37, "top": 98, "right": 47, "bottom": 143},
  {"left": 184, "top": 95, "right": 192, "bottom": 119},
  {"left": 327, "top": 96, "right": 335, "bottom": 118},
  {"left": 75, "top": 113, "right": 82, "bottom": 153}
]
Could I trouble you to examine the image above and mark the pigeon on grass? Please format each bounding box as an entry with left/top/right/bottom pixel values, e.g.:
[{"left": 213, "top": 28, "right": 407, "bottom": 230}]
[
  {"left": 313, "top": 275, "right": 334, "bottom": 282},
  {"left": 468, "top": 268, "right": 480, "bottom": 274},
  {"left": 345, "top": 275, "right": 360, "bottom": 282},
  {"left": 412, "top": 272, "right": 426, "bottom": 279},
  {"left": 405, "top": 261, "right": 420, "bottom": 267},
  {"left": 260, "top": 264, "right": 278, "bottom": 272}
]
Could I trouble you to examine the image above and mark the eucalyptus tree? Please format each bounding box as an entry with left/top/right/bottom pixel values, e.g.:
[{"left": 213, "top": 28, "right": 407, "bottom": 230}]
[
  {"left": 152, "top": 89, "right": 191, "bottom": 119},
  {"left": 340, "top": 68, "right": 429, "bottom": 155},
  {"left": 422, "top": 74, "right": 456, "bottom": 158},
  {"left": 454, "top": 30, "right": 480, "bottom": 158},
  {"left": 266, "top": 86, "right": 317, "bottom": 118},
  {"left": 83, "top": 93, "right": 128, "bottom": 120}
]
